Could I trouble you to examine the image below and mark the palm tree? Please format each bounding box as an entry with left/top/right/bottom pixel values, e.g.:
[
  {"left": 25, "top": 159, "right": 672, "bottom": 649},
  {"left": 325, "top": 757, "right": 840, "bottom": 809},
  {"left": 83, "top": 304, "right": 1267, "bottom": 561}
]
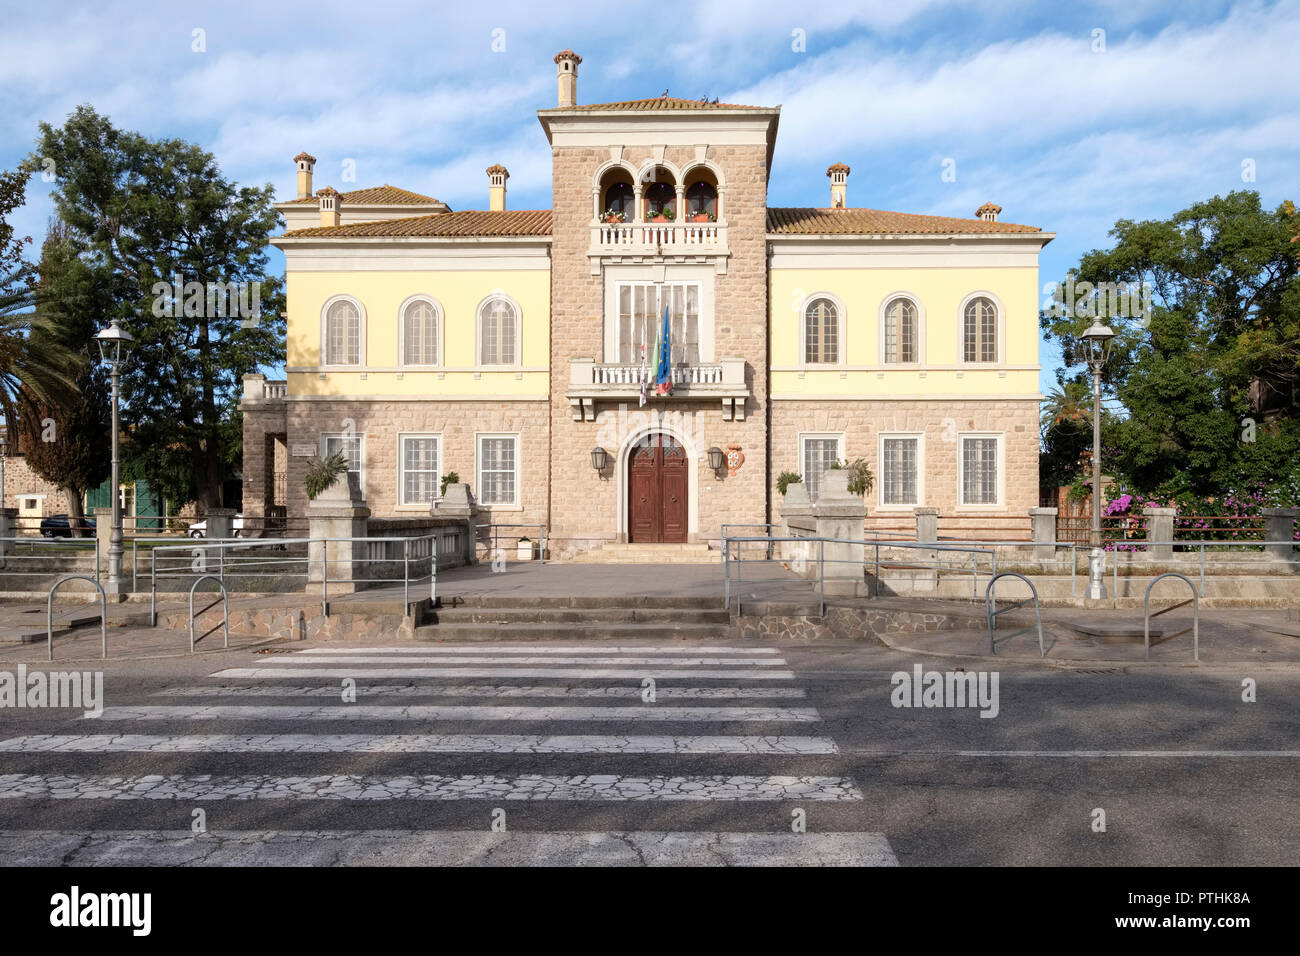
[
  {"left": 1040, "top": 381, "right": 1093, "bottom": 436},
  {"left": 0, "top": 262, "right": 80, "bottom": 430}
]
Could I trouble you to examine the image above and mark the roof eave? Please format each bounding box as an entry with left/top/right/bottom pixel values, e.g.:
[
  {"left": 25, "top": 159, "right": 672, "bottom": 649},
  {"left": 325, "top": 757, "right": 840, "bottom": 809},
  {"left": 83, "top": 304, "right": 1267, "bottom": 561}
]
[{"left": 766, "top": 231, "right": 1055, "bottom": 244}]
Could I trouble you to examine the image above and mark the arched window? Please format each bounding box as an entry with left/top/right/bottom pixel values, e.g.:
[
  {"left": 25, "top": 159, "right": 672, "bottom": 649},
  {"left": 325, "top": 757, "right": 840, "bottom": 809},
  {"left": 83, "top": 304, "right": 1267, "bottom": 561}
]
[
  {"left": 323, "top": 298, "right": 360, "bottom": 365},
  {"left": 644, "top": 182, "right": 675, "bottom": 219},
  {"left": 884, "top": 297, "right": 918, "bottom": 363},
  {"left": 402, "top": 298, "right": 439, "bottom": 366},
  {"left": 478, "top": 296, "right": 519, "bottom": 366},
  {"left": 804, "top": 297, "right": 839, "bottom": 364},
  {"left": 962, "top": 296, "right": 998, "bottom": 362},
  {"left": 685, "top": 182, "right": 717, "bottom": 219},
  {"left": 604, "top": 182, "right": 633, "bottom": 218}
]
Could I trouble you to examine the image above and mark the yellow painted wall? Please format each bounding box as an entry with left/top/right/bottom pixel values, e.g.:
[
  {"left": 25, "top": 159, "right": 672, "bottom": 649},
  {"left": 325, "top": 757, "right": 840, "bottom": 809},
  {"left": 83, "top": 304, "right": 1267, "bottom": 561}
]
[
  {"left": 769, "top": 266, "right": 1040, "bottom": 396},
  {"left": 286, "top": 269, "right": 550, "bottom": 397}
]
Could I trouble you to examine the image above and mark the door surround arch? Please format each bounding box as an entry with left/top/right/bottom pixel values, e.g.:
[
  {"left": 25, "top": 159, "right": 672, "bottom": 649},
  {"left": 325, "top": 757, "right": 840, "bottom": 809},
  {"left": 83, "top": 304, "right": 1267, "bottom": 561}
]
[{"left": 614, "top": 420, "right": 700, "bottom": 542}]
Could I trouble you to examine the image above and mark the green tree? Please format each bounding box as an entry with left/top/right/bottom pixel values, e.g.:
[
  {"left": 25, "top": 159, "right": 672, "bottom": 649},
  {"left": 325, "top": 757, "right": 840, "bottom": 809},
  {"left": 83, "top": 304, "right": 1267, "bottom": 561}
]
[
  {"left": 1040, "top": 190, "right": 1300, "bottom": 497},
  {"left": 30, "top": 105, "right": 285, "bottom": 510},
  {"left": 1039, "top": 377, "right": 1097, "bottom": 490}
]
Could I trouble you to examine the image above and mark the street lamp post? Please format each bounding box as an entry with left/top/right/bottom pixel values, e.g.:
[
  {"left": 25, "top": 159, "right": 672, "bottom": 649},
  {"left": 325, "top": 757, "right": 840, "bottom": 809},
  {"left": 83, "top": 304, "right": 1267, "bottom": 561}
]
[
  {"left": 1081, "top": 321, "right": 1115, "bottom": 600},
  {"left": 96, "top": 320, "right": 133, "bottom": 595},
  {"left": 0, "top": 434, "right": 7, "bottom": 511}
]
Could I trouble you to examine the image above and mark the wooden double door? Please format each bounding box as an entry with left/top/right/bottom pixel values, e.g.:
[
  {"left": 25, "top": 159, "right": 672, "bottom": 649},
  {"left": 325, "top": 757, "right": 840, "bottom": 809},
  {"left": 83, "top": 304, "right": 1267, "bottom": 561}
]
[{"left": 628, "top": 433, "right": 687, "bottom": 543}]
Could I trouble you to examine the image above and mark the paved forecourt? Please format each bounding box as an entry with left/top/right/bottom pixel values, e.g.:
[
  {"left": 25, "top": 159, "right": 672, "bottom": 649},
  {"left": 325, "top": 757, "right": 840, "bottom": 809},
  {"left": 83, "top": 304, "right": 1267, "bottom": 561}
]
[{"left": 0, "top": 644, "right": 895, "bottom": 866}]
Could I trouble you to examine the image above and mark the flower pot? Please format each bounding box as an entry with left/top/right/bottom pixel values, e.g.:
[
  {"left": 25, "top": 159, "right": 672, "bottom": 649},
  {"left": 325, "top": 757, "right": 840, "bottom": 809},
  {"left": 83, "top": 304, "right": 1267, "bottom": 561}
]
[
  {"left": 649, "top": 216, "right": 668, "bottom": 223},
  {"left": 691, "top": 214, "right": 711, "bottom": 223}
]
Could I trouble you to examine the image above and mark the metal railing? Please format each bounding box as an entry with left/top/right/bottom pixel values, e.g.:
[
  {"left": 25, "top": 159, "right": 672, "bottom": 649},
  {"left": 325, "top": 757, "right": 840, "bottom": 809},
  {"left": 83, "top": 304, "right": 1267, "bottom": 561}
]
[
  {"left": 1144, "top": 572, "right": 1199, "bottom": 662},
  {"left": 477, "top": 524, "right": 547, "bottom": 565},
  {"left": 985, "top": 572, "right": 1045, "bottom": 657},
  {"left": 0, "top": 536, "right": 100, "bottom": 588},
  {"left": 46, "top": 575, "right": 107, "bottom": 661}
]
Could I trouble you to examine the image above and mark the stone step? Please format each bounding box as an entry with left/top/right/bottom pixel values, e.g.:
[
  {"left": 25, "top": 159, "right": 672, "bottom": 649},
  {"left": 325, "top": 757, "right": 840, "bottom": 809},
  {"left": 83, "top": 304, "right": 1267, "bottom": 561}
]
[
  {"left": 412, "top": 621, "right": 732, "bottom": 642},
  {"left": 434, "top": 606, "right": 731, "bottom": 625},
  {"left": 439, "top": 595, "right": 722, "bottom": 610}
]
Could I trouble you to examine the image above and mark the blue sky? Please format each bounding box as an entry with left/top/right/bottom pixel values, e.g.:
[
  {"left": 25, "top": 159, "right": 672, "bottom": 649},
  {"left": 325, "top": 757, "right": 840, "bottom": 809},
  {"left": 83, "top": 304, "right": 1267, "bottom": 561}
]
[{"left": 2, "top": 0, "right": 1297, "bottom": 393}]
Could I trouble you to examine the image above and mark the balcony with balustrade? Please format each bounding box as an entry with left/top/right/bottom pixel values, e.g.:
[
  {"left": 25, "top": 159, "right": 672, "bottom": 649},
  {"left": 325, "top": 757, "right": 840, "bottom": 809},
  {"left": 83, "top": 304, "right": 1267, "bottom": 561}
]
[
  {"left": 588, "top": 166, "right": 729, "bottom": 271},
  {"left": 567, "top": 357, "right": 749, "bottom": 421}
]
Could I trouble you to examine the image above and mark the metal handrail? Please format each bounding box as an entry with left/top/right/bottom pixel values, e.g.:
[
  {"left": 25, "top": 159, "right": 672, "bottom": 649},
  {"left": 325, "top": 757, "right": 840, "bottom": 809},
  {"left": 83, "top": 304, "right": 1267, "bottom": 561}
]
[
  {"left": 1144, "top": 572, "right": 1199, "bottom": 662},
  {"left": 477, "top": 523, "right": 548, "bottom": 565},
  {"left": 46, "top": 575, "right": 107, "bottom": 661},
  {"left": 189, "top": 575, "right": 230, "bottom": 652},
  {"left": 984, "top": 572, "right": 1045, "bottom": 658}
]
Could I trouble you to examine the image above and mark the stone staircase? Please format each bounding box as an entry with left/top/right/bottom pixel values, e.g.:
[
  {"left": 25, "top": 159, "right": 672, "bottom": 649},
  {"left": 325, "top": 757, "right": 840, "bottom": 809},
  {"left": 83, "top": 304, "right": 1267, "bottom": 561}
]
[
  {"left": 414, "top": 594, "right": 731, "bottom": 641},
  {"left": 561, "top": 542, "right": 716, "bottom": 564}
]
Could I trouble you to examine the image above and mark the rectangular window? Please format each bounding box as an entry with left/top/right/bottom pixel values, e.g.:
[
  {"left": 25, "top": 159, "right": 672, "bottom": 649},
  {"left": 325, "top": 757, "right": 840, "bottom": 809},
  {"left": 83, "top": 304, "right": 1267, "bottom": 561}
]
[
  {"left": 321, "top": 433, "right": 365, "bottom": 494},
  {"left": 961, "top": 436, "right": 1000, "bottom": 505},
  {"left": 477, "top": 435, "right": 518, "bottom": 506},
  {"left": 880, "top": 436, "right": 919, "bottom": 506},
  {"left": 616, "top": 282, "right": 700, "bottom": 365},
  {"left": 400, "top": 435, "right": 441, "bottom": 506},
  {"left": 800, "top": 435, "right": 842, "bottom": 503}
]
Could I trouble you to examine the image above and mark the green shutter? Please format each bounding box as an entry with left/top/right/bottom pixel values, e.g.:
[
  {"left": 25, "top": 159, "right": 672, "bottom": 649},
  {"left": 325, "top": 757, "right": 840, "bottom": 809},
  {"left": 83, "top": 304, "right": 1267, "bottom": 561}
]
[
  {"left": 134, "top": 480, "right": 163, "bottom": 531},
  {"left": 85, "top": 480, "right": 112, "bottom": 512}
]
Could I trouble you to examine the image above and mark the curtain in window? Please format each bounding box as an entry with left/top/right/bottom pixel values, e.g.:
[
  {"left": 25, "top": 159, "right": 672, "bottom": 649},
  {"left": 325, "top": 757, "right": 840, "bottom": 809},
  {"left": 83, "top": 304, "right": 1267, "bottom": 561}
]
[
  {"left": 325, "top": 300, "right": 359, "bottom": 365},
  {"left": 962, "top": 438, "right": 998, "bottom": 504},
  {"left": 884, "top": 298, "right": 917, "bottom": 363},
  {"left": 479, "top": 437, "right": 517, "bottom": 505},
  {"left": 402, "top": 437, "right": 440, "bottom": 504},
  {"left": 403, "top": 301, "right": 438, "bottom": 365},
  {"left": 881, "top": 438, "right": 918, "bottom": 504},
  {"left": 963, "top": 297, "right": 997, "bottom": 362},
  {"left": 617, "top": 283, "right": 700, "bottom": 365},
  {"left": 802, "top": 438, "right": 839, "bottom": 502},
  {"left": 480, "top": 299, "right": 517, "bottom": 365}
]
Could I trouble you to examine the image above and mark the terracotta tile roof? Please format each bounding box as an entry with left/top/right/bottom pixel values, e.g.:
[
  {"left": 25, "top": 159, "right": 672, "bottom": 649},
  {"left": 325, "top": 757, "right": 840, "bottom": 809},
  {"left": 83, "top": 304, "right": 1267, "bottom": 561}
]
[
  {"left": 281, "top": 209, "right": 551, "bottom": 239},
  {"left": 767, "top": 207, "right": 1042, "bottom": 236},
  {"left": 552, "top": 96, "right": 770, "bottom": 112},
  {"left": 281, "top": 184, "right": 443, "bottom": 206},
  {"left": 293, "top": 151, "right": 316, "bottom": 163},
  {"left": 826, "top": 163, "right": 851, "bottom": 175},
  {"left": 554, "top": 49, "right": 582, "bottom": 63}
]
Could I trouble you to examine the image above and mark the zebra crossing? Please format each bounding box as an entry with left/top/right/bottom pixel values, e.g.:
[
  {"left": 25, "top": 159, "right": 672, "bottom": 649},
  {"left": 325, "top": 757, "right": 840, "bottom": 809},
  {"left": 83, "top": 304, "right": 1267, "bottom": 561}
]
[{"left": 0, "top": 643, "right": 896, "bottom": 866}]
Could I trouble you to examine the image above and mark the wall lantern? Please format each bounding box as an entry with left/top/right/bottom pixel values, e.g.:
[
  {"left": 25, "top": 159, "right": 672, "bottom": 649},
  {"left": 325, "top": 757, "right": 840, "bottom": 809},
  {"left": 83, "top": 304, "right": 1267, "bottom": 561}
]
[
  {"left": 707, "top": 446, "right": 726, "bottom": 473},
  {"left": 590, "top": 447, "right": 609, "bottom": 474}
]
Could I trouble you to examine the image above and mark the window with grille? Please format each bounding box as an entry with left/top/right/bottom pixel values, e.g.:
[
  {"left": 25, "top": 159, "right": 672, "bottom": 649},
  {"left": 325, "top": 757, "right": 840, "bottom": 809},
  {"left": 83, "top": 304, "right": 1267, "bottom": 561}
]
[
  {"left": 801, "top": 436, "right": 841, "bottom": 502},
  {"left": 478, "top": 436, "right": 518, "bottom": 506},
  {"left": 884, "top": 297, "right": 918, "bottom": 363},
  {"left": 961, "top": 437, "right": 999, "bottom": 505},
  {"left": 324, "top": 299, "right": 360, "bottom": 365},
  {"left": 402, "top": 299, "right": 439, "bottom": 366},
  {"left": 616, "top": 282, "right": 700, "bottom": 365},
  {"left": 401, "top": 436, "right": 440, "bottom": 505},
  {"left": 881, "top": 437, "right": 919, "bottom": 505},
  {"left": 321, "top": 433, "right": 364, "bottom": 494},
  {"left": 962, "top": 296, "right": 997, "bottom": 362},
  {"left": 804, "top": 297, "right": 838, "bottom": 364},
  {"left": 478, "top": 298, "right": 518, "bottom": 366}
]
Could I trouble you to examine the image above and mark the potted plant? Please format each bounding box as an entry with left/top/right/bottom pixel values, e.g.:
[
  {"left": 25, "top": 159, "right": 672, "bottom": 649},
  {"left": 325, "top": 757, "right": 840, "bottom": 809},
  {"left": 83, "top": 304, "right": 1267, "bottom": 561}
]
[
  {"left": 602, "top": 209, "right": 625, "bottom": 224},
  {"left": 690, "top": 210, "right": 715, "bottom": 223},
  {"left": 647, "top": 207, "right": 670, "bottom": 223}
]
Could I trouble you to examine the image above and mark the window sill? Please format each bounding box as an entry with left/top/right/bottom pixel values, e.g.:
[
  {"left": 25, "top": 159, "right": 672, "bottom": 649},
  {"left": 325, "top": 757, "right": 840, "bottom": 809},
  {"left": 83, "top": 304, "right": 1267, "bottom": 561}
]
[{"left": 478, "top": 504, "right": 523, "bottom": 512}]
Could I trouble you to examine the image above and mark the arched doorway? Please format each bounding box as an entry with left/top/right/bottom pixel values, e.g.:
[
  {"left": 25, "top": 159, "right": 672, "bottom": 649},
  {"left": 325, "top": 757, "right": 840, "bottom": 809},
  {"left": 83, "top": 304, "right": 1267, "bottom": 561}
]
[{"left": 627, "top": 433, "right": 687, "bottom": 543}]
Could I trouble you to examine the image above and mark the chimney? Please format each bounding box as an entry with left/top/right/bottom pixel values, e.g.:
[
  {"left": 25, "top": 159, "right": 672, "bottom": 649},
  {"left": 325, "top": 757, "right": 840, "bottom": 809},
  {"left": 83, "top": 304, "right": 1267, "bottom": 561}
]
[
  {"left": 294, "top": 152, "right": 316, "bottom": 199},
  {"left": 486, "top": 165, "right": 509, "bottom": 212},
  {"left": 827, "top": 163, "right": 850, "bottom": 208},
  {"left": 555, "top": 49, "right": 581, "bottom": 107},
  {"left": 976, "top": 202, "right": 1002, "bottom": 223},
  {"left": 317, "top": 186, "right": 341, "bottom": 227}
]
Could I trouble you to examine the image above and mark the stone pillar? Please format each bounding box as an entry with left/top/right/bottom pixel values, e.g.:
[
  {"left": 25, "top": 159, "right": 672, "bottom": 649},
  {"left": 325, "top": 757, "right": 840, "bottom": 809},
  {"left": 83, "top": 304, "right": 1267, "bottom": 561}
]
[
  {"left": 307, "top": 473, "right": 371, "bottom": 596},
  {"left": 431, "top": 483, "right": 479, "bottom": 566},
  {"left": 1262, "top": 507, "right": 1299, "bottom": 563},
  {"left": 914, "top": 507, "right": 939, "bottom": 543},
  {"left": 811, "top": 469, "right": 869, "bottom": 597},
  {"left": 778, "top": 481, "right": 814, "bottom": 570},
  {"left": 1143, "top": 506, "right": 1176, "bottom": 560},
  {"left": 204, "top": 508, "right": 236, "bottom": 541},
  {"left": 1029, "top": 507, "right": 1058, "bottom": 560},
  {"left": 0, "top": 507, "right": 15, "bottom": 555},
  {"left": 94, "top": 506, "right": 113, "bottom": 575}
]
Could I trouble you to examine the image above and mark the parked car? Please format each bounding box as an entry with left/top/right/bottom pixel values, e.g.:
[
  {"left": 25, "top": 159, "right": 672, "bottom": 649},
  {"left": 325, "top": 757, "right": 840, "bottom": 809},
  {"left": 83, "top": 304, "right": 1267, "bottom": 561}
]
[
  {"left": 39, "top": 514, "right": 97, "bottom": 538},
  {"left": 187, "top": 514, "right": 244, "bottom": 538}
]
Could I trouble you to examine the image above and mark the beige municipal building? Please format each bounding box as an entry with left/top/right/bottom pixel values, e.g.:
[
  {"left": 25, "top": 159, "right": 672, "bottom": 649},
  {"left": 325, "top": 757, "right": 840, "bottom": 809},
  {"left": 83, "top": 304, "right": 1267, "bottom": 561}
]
[{"left": 242, "top": 49, "right": 1053, "bottom": 557}]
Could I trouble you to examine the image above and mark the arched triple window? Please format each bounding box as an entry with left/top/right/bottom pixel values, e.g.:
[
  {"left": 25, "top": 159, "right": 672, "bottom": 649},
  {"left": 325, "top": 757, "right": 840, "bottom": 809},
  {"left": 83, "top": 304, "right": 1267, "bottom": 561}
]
[
  {"left": 883, "top": 297, "right": 918, "bottom": 363},
  {"left": 685, "top": 182, "right": 717, "bottom": 220},
  {"left": 401, "top": 297, "right": 440, "bottom": 366},
  {"left": 804, "top": 296, "right": 839, "bottom": 364},
  {"left": 478, "top": 295, "right": 520, "bottom": 367},
  {"left": 962, "top": 295, "right": 998, "bottom": 363},
  {"left": 322, "top": 297, "right": 361, "bottom": 366}
]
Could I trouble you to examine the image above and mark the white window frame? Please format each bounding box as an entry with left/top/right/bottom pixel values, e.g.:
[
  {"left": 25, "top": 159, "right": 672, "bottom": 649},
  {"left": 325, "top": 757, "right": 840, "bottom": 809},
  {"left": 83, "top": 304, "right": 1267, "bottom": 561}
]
[
  {"left": 957, "top": 290, "right": 1004, "bottom": 365},
  {"left": 320, "top": 432, "right": 366, "bottom": 495},
  {"left": 319, "top": 294, "right": 366, "bottom": 368},
  {"left": 397, "top": 433, "right": 442, "bottom": 508},
  {"left": 797, "top": 432, "right": 845, "bottom": 503},
  {"left": 476, "top": 432, "right": 520, "bottom": 508},
  {"left": 877, "top": 432, "right": 925, "bottom": 510},
  {"left": 957, "top": 432, "right": 1004, "bottom": 509},
  {"left": 611, "top": 280, "right": 704, "bottom": 366},
  {"left": 397, "top": 294, "right": 444, "bottom": 368},
  {"left": 475, "top": 292, "right": 523, "bottom": 369},
  {"left": 799, "top": 291, "right": 846, "bottom": 368},
  {"left": 878, "top": 291, "right": 925, "bottom": 365}
]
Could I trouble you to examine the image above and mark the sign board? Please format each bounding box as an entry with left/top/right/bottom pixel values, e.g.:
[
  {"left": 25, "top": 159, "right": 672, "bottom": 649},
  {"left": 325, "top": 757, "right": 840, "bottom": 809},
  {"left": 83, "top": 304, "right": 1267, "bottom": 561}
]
[{"left": 291, "top": 444, "right": 317, "bottom": 458}]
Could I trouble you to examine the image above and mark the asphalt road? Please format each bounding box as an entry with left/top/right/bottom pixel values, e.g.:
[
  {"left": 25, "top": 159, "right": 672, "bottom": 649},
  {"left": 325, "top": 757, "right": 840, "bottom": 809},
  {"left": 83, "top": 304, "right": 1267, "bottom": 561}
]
[{"left": 0, "top": 640, "right": 1297, "bottom": 866}]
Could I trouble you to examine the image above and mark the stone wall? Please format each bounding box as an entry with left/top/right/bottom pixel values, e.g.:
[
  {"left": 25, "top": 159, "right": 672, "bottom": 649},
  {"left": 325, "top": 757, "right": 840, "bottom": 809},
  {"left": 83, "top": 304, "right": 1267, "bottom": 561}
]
[{"left": 769, "top": 398, "right": 1039, "bottom": 538}]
